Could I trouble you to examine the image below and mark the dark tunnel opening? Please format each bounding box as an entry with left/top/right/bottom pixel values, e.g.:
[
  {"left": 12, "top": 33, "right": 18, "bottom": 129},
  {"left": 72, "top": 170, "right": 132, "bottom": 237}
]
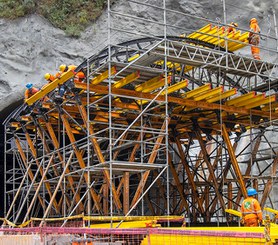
[{"left": 0, "top": 99, "right": 23, "bottom": 218}]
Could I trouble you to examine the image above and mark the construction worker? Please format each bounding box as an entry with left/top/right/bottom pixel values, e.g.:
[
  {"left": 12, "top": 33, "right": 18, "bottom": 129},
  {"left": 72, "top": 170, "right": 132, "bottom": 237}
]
[
  {"left": 44, "top": 73, "right": 56, "bottom": 83},
  {"left": 248, "top": 18, "right": 261, "bottom": 60},
  {"left": 227, "top": 22, "right": 238, "bottom": 34},
  {"left": 24, "top": 83, "right": 39, "bottom": 102},
  {"left": 54, "top": 64, "right": 77, "bottom": 96},
  {"left": 59, "top": 64, "right": 85, "bottom": 83},
  {"left": 241, "top": 188, "right": 263, "bottom": 227},
  {"left": 58, "top": 64, "right": 76, "bottom": 77}
]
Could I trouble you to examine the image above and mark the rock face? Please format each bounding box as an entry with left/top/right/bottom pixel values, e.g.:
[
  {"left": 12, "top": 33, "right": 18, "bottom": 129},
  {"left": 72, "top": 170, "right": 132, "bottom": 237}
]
[{"left": 0, "top": 0, "right": 277, "bottom": 112}]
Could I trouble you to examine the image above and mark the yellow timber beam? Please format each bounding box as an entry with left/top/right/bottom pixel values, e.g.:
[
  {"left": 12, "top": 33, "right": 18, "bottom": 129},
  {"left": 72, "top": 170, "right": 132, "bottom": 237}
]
[
  {"left": 198, "top": 26, "right": 218, "bottom": 42},
  {"left": 209, "top": 28, "right": 227, "bottom": 45},
  {"left": 245, "top": 95, "right": 276, "bottom": 109},
  {"left": 225, "top": 209, "right": 242, "bottom": 217},
  {"left": 225, "top": 30, "right": 241, "bottom": 48},
  {"left": 226, "top": 92, "right": 256, "bottom": 106},
  {"left": 142, "top": 76, "right": 171, "bottom": 93},
  {"left": 113, "top": 71, "right": 140, "bottom": 88},
  {"left": 185, "top": 83, "right": 211, "bottom": 99},
  {"left": 228, "top": 32, "right": 249, "bottom": 51},
  {"left": 90, "top": 220, "right": 160, "bottom": 228},
  {"left": 234, "top": 94, "right": 265, "bottom": 107},
  {"left": 25, "top": 70, "right": 75, "bottom": 106},
  {"left": 206, "top": 88, "right": 237, "bottom": 103},
  {"left": 160, "top": 79, "right": 188, "bottom": 95},
  {"left": 91, "top": 66, "right": 117, "bottom": 85},
  {"left": 135, "top": 75, "right": 163, "bottom": 92},
  {"left": 187, "top": 24, "right": 212, "bottom": 39},
  {"left": 265, "top": 207, "right": 278, "bottom": 215},
  {"left": 215, "top": 32, "right": 235, "bottom": 47},
  {"left": 128, "top": 53, "right": 140, "bottom": 62},
  {"left": 193, "top": 86, "right": 223, "bottom": 101}
]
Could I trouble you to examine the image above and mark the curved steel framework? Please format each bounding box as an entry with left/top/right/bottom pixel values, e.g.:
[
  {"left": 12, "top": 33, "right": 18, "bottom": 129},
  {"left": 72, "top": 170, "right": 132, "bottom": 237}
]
[{"left": 3, "top": 0, "right": 278, "bottom": 227}]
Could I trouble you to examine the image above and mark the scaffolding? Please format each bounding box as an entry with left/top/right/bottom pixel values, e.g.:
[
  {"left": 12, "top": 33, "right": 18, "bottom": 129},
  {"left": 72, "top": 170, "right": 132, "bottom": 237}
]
[{"left": 3, "top": 0, "right": 278, "bottom": 227}]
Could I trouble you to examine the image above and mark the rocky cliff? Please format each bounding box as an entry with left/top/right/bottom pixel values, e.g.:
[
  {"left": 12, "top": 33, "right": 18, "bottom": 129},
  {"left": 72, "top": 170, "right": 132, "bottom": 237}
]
[{"left": 0, "top": 0, "right": 277, "bottom": 114}]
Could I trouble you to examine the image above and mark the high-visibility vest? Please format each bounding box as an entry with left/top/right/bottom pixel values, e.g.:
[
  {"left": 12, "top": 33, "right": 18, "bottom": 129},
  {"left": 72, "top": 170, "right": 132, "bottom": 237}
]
[{"left": 241, "top": 197, "right": 263, "bottom": 221}]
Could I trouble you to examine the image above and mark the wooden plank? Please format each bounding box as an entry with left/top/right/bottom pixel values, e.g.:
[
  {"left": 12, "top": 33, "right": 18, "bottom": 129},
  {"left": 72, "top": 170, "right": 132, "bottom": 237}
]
[
  {"left": 175, "top": 138, "right": 204, "bottom": 213},
  {"left": 24, "top": 131, "right": 60, "bottom": 213},
  {"left": 60, "top": 113, "right": 102, "bottom": 213},
  {"left": 44, "top": 120, "right": 84, "bottom": 211},
  {"left": 123, "top": 172, "right": 130, "bottom": 215},
  {"left": 222, "top": 124, "right": 247, "bottom": 198},
  {"left": 131, "top": 119, "right": 168, "bottom": 207},
  {"left": 195, "top": 130, "right": 226, "bottom": 212},
  {"left": 168, "top": 153, "right": 189, "bottom": 211}
]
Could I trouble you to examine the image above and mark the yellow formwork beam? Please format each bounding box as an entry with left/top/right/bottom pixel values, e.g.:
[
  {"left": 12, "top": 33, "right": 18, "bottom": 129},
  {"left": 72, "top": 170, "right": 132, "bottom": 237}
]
[
  {"left": 226, "top": 91, "right": 256, "bottom": 106},
  {"left": 225, "top": 208, "right": 242, "bottom": 217},
  {"left": 215, "top": 32, "right": 235, "bottom": 47},
  {"left": 84, "top": 215, "right": 183, "bottom": 222},
  {"left": 187, "top": 24, "right": 212, "bottom": 39},
  {"left": 128, "top": 53, "right": 140, "bottom": 62},
  {"left": 206, "top": 88, "right": 237, "bottom": 103},
  {"left": 234, "top": 94, "right": 265, "bottom": 107},
  {"left": 113, "top": 71, "right": 140, "bottom": 88},
  {"left": 209, "top": 27, "right": 227, "bottom": 45},
  {"left": 199, "top": 26, "right": 219, "bottom": 42},
  {"left": 135, "top": 75, "right": 162, "bottom": 92},
  {"left": 91, "top": 66, "right": 117, "bottom": 85},
  {"left": 160, "top": 79, "right": 188, "bottom": 95},
  {"left": 193, "top": 86, "right": 223, "bottom": 101},
  {"left": 225, "top": 30, "right": 241, "bottom": 48},
  {"left": 228, "top": 32, "right": 249, "bottom": 51},
  {"left": 245, "top": 95, "right": 276, "bottom": 109},
  {"left": 265, "top": 207, "right": 278, "bottom": 215},
  {"left": 90, "top": 220, "right": 160, "bottom": 228},
  {"left": 25, "top": 70, "right": 75, "bottom": 106},
  {"left": 141, "top": 232, "right": 266, "bottom": 245},
  {"left": 185, "top": 83, "right": 211, "bottom": 99},
  {"left": 142, "top": 76, "right": 171, "bottom": 93}
]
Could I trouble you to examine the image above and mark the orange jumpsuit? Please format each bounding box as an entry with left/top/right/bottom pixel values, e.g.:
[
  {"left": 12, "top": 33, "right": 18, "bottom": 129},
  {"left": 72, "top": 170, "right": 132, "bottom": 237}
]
[
  {"left": 241, "top": 197, "right": 263, "bottom": 227},
  {"left": 24, "top": 87, "right": 39, "bottom": 101},
  {"left": 227, "top": 24, "right": 236, "bottom": 34},
  {"left": 249, "top": 19, "right": 261, "bottom": 60},
  {"left": 46, "top": 74, "right": 56, "bottom": 83},
  {"left": 74, "top": 71, "right": 85, "bottom": 83}
]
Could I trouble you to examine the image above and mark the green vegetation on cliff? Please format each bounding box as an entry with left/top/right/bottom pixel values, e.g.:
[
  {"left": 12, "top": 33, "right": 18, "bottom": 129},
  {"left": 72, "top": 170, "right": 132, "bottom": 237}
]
[{"left": 0, "top": 0, "right": 108, "bottom": 37}]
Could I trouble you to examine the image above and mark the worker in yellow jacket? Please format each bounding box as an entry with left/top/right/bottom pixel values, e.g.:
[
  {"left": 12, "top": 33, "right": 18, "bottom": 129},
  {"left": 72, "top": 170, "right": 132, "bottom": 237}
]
[
  {"left": 241, "top": 188, "right": 263, "bottom": 227},
  {"left": 248, "top": 18, "right": 261, "bottom": 60}
]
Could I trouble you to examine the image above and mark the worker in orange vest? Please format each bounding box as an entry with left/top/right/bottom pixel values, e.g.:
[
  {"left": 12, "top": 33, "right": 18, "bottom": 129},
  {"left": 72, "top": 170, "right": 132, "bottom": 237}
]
[
  {"left": 227, "top": 22, "right": 238, "bottom": 34},
  {"left": 24, "top": 83, "right": 39, "bottom": 102},
  {"left": 248, "top": 18, "right": 261, "bottom": 60},
  {"left": 241, "top": 188, "right": 263, "bottom": 227},
  {"left": 44, "top": 73, "right": 56, "bottom": 83},
  {"left": 57, "top": 64, "right": 76, "bottom": 78},
  {"left": 58, "top": 64, "right": 85, "bottom": 83}
]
